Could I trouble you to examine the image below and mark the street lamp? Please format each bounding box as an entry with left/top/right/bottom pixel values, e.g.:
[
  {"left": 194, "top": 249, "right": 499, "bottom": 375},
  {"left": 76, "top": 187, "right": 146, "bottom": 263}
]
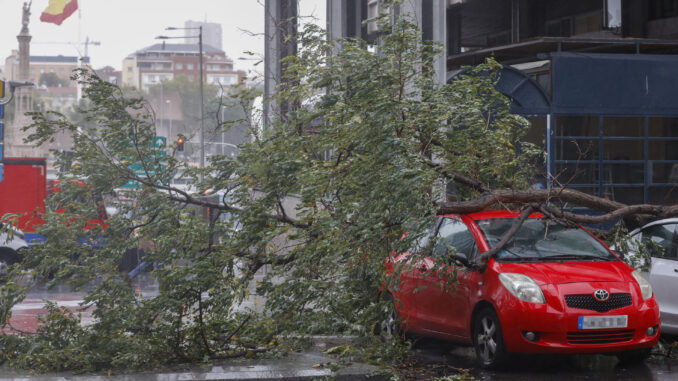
[
  {"left": 156, "top": 25, "right": 204, "bottom": 172},
  {"left": 165, "top": 99, "right": 172, "bottom": 139}
]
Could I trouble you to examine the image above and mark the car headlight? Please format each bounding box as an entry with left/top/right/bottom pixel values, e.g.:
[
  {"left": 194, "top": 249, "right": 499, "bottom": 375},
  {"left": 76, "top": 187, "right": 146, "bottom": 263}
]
[
  {"left": 632, "top": 270, "right": 652, "bottom": 300},
  {"left": 499, "top": 273, "right": 545, "bottom": 303}
]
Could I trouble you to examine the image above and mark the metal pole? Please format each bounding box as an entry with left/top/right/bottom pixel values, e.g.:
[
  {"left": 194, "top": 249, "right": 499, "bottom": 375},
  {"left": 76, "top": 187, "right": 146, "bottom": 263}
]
[
  {"left": 167, "top": 100, "right": 172, "bottom": 139},
  {"left": 199, "top": 26, "right": 205, "bottom": 172}
]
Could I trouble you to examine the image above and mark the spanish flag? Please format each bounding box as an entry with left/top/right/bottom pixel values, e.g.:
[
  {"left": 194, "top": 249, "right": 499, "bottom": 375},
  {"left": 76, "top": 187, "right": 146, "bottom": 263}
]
[{"left": 40, "top": 0, "right": 78, "bottom": 26}]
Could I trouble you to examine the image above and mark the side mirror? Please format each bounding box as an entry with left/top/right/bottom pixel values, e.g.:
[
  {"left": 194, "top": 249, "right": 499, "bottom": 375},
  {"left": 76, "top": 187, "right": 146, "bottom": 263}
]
[
  {"left": 614, "top": 251, "right": 625, "bottom": 260},
  {"left": 452, "top": 252, "right": 469, "bottom": 267}
]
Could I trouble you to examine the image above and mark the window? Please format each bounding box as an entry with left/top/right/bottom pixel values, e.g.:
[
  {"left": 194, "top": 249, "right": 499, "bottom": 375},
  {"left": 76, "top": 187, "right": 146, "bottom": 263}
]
[
  {"left": 546, "top": 18, "right": 572, "bottom": 37},
  {"left": 432, "top": 218, "right": 478, "bottom": 261},
  {"left": 187, "top": 63, "right": 194, "bottom": 70},
  {"left": 574, "top": 12, "right": 602, "bottom": 35},
  {"left": 553, "top": 116, "right": 648, "bottom": 204},
  {"left": 649, "top": 0, "right": 678, "bottom": 20},
  {"left": 640, "top": 224, "right": 678, "bottom": 259},
  {"left": 367, "top": 0, "right": 380, "bottom": 34},
  {"left": 176, "top": 63, "right": 183, "bottom": 70},
  {"left": 477, "top": 218, "right": 613, "bottom": 260}
]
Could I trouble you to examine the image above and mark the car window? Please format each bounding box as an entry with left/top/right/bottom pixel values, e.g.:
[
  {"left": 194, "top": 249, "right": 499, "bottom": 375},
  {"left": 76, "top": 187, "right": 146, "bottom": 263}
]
[
  {"left": 407, "top": 218, "right": 440, "bottom": 253},
  {"left": 432, "top": 218, "right": 478, "bottom": 261},
  {"left": 476, "top": 218, "right": 615, "bottom": 261},
  {"left": 640, "top": 223, "right": 678, "bottom": 260}
]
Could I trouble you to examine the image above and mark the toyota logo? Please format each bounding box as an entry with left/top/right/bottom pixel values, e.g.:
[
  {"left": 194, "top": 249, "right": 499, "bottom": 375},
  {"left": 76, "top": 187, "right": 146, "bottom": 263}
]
[{"left": 594, "top": 289, "right": 610, "bottom": 302}]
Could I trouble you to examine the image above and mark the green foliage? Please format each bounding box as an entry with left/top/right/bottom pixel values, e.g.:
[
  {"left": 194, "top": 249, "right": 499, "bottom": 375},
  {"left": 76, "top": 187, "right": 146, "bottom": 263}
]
[
  {"left": 1, "top": 8, "right": 541, "bottom": 375},
  {"left": 607, "top": 223, "right": 655, "bottom": 272},
  {"left": 38, "top": 72, "right": 70, "bottom": 88}
]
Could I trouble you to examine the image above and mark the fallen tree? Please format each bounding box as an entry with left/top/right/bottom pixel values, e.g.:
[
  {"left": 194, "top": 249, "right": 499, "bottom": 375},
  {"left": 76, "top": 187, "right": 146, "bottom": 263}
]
[{"left": 0, "top": 8, "right": 672, "bottom": 374}]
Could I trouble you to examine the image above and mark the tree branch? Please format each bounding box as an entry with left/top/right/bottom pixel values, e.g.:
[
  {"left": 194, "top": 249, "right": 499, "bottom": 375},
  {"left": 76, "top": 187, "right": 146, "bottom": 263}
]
[{"left": 475, "top": 205, "right": 535, "bottom": 266}]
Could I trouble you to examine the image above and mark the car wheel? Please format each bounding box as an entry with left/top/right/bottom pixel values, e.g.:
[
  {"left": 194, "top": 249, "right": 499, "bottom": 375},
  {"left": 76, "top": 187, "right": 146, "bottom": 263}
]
[
  {"left": 473, "top": 307, "right": 510, "bottom": 369},
  {"left": 0, "top": 248, "right": 22, "bottom": 269},
  {"left": 616, "top": 348, "right": 651, "bottom": 364},
  {"left": 376, "top": 292, "right": 402, "bottom": 339}
]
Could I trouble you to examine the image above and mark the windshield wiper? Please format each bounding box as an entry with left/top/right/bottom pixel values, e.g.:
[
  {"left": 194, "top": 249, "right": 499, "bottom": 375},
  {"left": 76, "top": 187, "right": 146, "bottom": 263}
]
[
  {"left": 498, "top": 257, "right": 540, "bottom": 262},
  {"left": 540, "top": 254, "right": 613, "bottom": 261}
]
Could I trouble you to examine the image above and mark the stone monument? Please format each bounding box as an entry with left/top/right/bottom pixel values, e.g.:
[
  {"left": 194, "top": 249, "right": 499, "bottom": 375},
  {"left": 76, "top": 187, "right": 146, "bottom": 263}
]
[{"left": 6, "top": 1, "right": 40, "bottom": 158}]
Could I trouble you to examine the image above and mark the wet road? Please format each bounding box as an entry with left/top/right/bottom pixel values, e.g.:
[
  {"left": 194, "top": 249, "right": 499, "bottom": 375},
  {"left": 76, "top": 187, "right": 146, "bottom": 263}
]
[
  {"left": 412, "top": 338, "right": 678, "bottom": 381},
  {"left": 5, "top": 278, "right": 678, "bottom": 380},
  {"left": 3, "top": 274, "right": 160, "bottom": 334}
]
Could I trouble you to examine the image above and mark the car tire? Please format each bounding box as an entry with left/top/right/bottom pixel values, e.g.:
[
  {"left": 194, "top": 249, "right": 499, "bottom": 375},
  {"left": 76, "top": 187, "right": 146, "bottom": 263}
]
[
  {"left": 376, "top": 292, "right": 402, "bottom": 339},
  {"left": 473, "top": 307, "right": 510, "bottom": 369},
  {"left": 0, "top": 248, "right": 22, "bottom": 277},
  {"left": 616, "top": 347, "right": 651, "bottom": 364}
]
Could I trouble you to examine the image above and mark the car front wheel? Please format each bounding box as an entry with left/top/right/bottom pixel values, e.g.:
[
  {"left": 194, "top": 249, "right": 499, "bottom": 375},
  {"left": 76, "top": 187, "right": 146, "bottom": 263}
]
[
  {"left": 376, "top": 292, "right": 402, "bottom": 339},
  {"left": 473, "top": 307, "right": 510, "bottom": 369}
]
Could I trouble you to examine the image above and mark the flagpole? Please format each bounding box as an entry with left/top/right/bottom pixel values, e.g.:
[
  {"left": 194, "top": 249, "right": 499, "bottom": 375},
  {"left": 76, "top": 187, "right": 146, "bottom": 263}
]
[{"left": 76, "top": 3, "right": 82, "bottom": 101}]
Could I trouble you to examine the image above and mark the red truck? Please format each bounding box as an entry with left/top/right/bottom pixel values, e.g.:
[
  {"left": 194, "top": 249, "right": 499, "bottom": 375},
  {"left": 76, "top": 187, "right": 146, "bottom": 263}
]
[{"left": 0, "top": 157, "right": 47, "bottom": 245}]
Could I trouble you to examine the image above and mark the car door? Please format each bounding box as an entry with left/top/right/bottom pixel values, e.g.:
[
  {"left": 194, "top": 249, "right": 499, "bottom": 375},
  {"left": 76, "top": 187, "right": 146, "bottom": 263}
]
[
  {"left": 392, "top": 219, "right": 438, "bottom": 331},
  {"left": 414, "top": 217, "right": 479, "bottom": 338},
  {"left": 638, "top": 223, "right": 678, "bottom": 325}
]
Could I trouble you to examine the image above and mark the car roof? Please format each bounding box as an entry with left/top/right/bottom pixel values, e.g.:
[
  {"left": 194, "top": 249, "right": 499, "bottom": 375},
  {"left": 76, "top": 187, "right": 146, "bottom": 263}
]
[
  {"left": 629, "top": 218, "right": 678, "bottom": 236},
  {"left": 441, "top": 210, "right": 544, "bottom": 221}
]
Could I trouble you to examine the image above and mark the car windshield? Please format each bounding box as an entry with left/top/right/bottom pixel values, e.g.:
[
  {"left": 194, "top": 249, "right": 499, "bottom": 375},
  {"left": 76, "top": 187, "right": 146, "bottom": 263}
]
[{"left": 476, "top": 218, "right": 616, "bottom": 261}]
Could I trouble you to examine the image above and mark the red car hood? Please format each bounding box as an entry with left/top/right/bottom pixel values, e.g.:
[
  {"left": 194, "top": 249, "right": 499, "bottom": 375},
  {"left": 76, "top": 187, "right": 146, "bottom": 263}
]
[{"left": 495, "top": 260, "right": 632, "bottom": 285}]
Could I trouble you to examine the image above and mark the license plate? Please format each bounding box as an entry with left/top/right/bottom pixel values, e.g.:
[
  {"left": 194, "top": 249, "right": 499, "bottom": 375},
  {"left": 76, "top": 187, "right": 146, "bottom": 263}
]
[{"left": 578, "top": 315, "right": 628, "bottom": 330}]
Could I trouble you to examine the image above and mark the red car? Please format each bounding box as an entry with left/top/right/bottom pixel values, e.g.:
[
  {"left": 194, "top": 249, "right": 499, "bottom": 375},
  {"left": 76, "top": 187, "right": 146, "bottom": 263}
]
[{"left": 385, "top": 210, "right": 660, "bottom": 369}]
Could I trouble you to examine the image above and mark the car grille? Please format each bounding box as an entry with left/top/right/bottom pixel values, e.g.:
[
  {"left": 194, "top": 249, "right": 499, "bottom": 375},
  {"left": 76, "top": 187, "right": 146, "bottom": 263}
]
[
  {"left": 564, "top": 293, "right": 632, "bottom": 313},
  {"left": 567, "top": 329, "right": 634, "bottom": 344}
]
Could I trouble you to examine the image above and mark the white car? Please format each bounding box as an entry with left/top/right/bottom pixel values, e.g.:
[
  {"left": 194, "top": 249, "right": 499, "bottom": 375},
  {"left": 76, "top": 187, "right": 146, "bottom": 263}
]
[
  {"left": 0, "top": 227, "right": 28, "bottom": 276},
  {"left": 618, "top": 218, "right": 678, "bottom": 335}
]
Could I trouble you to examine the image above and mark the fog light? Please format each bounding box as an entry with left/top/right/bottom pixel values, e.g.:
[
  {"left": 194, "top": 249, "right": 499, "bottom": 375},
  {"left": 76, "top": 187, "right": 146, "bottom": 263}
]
[
  {"left": 646, "top": 325, "right": 658, "bottom": 336},
  {"left": 522, "top": 330, "right": 539, "bottom": 342}
]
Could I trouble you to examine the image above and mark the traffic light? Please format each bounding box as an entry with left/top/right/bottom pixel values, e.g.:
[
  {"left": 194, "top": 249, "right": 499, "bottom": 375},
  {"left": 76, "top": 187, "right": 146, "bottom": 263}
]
[{"left": 176, "top": 136, "right": 185, "bottom": 152}]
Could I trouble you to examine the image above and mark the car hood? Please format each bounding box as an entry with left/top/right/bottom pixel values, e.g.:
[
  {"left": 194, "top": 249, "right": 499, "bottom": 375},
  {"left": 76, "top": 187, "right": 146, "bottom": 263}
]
[{"left": 495, "top": 260, "right": 632, "bottom": 285}]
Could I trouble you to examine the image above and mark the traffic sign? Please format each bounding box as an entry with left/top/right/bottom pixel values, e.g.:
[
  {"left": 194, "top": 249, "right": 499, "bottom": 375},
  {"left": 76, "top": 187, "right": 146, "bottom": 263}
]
[
  {"left": 121, "top": 136, "right": 167, "bottom": 189},
  {"left": 0, "top": 79, "right": 4, "bottom": 99},
  {"left": 0, "top": 122, "right": 3, "bottom": 140},
  {"left": 152, "top": 136, "right": 166, "bottom": 148},
  {"left": 0, "top": 143, "right": 4, "bottom": 161},
  {"left": 0, "top": 104, "right": 3, "bottom": 118}
]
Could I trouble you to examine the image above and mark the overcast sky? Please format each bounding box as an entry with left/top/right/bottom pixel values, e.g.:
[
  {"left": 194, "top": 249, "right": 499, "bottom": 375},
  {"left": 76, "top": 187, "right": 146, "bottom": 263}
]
[{"left": 0, "top": 0, "right": 326, "bottom": 78}]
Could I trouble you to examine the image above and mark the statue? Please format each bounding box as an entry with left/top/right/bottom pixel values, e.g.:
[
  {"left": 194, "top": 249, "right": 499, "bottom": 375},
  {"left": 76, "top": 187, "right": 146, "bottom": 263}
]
[{"left": 21, "top": 1, "right": 32, "bottom": 33}]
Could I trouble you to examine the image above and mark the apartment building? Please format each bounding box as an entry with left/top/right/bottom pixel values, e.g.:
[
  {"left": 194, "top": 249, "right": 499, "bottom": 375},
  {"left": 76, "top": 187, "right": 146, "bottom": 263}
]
[{"left": 121, "top": 42, "right": 245, "bottom": 92}]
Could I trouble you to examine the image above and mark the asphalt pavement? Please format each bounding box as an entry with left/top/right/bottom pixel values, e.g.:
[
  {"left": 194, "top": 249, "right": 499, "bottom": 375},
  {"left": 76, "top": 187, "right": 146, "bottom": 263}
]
[
  {"left": 411, "top": 337, "right": 678, "bottom": 381},
  {"left": 4, "top": 274, "right": 678, "bottom": 380}
]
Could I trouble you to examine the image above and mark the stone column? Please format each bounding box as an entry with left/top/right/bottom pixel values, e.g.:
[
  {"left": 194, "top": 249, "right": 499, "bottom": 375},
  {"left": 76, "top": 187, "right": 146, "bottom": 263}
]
[{"left": 7, "top": 2, "right": 39, "bottom": 158}]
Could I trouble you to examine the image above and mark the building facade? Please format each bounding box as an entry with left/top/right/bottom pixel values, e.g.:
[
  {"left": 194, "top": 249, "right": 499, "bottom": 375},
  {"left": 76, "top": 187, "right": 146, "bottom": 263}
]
[
  {"left": 122, "top": 43, "right": 245, "bottom": 92},
  {"left": 184, "top": 21, "right": 223, "bottom": 51},
  {"left": 95, "top": 65, "right": 122, "bottom": 85},
  {"left": 3, "top": 51, "right": 88, "bottom": 88},
  {"left": 324, "top": 0, "right": 678, "bottom": 206}
]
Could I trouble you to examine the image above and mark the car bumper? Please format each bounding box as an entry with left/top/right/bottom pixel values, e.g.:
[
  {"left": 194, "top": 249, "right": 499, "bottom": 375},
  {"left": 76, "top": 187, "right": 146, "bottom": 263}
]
[
  {"left": 496, "top": 284, "right": 660, "bottom": 354},
  {"left": 659, "top": 310, "right": 678, "bottom": 336}
]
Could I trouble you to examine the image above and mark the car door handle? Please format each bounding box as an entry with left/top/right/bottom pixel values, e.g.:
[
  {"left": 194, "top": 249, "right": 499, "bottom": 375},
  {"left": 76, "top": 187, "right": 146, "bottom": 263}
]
[{"left": 674, "top": 268, "right": 678, "bottom": 273}]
